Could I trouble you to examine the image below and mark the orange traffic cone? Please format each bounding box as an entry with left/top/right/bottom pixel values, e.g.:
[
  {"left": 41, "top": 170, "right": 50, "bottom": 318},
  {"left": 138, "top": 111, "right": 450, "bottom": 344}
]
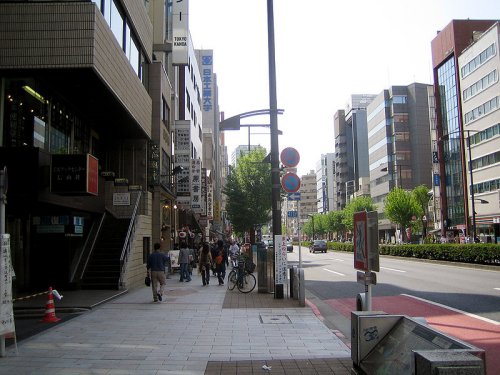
[{"left": 40, "top": 287, "right": 61, "bottom": 323}]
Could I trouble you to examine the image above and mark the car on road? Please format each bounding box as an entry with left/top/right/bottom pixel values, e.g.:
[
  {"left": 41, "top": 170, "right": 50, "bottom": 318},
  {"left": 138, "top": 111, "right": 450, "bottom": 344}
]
[
  {"left": 286, "top": 241, "right": 293, "bottom": 252},
  {"left": 264, "top": 239, "right": 274, "bottom": 250},
  {"left": 309, "top": 240, "right": 327, "bottom": 253}
]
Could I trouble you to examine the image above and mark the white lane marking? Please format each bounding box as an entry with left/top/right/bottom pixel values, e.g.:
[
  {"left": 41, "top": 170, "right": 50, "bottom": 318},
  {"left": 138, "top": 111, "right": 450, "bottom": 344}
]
[
  {"left": 323, "top": 268, "right": 346, "bottom": 276},
  {"left": 402, "top": 294, "right": 500, "bottom": 326},
  {"left": 329, "top": 258, "right": 345, "bottom": 262},
  {"left": 494, "top": 288, "right": 500, "bottom": 291},
  {"left": 380, "top": 266, "right": 406, "bottom": 273}
]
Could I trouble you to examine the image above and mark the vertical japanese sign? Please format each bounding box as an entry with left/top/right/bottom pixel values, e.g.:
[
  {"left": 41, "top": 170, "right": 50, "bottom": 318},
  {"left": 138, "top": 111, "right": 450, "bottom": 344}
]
[
  {"left": 201, "top": 168, "right": 207, "bottom": 216},
  {"left": 175, "top": 127, "right": 191, "bottom": 208},
  {"left": 274, "top": 235, "right": 288, "bottom": 284},
  {"left": 190, "top": 159, "right": 201, "bottom": 212},
  {"left": 206, "top": 180, "right": 213, "bottom": 220},
  {"left": 172, "top": 0, "right": 189, "bottom": 65},
  {"left": 201, "top": 52, "right": 213, "bottom": 113},
  {"left": 0, "top": 234, "right": 15, "bottom": 336}
]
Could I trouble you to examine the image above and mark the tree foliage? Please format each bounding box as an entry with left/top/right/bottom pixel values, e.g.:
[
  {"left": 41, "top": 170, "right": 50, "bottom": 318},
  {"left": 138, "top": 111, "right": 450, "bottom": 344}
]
[
  {"left": 384, "top": 188, "right": 422, "bottom": 241},
  {"left": 412, "top": 185, "right": 431, "bottom": 238},
  {"left": 222, "top": 149, "right": 272, "bottom": 236},
  {"left": 342, "top": 196, "right": 376, "bottom": 231},
  {"left": 325, "top": 210, "right": 345, "bottom": 239}
]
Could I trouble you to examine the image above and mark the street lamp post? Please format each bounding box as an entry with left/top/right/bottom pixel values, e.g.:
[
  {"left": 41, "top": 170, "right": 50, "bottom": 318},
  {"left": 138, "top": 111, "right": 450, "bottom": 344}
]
[
  {"left": 307, "top": 214, "right": 315, "bottom": 240},
  {"left": 466, "top": 131, "right": 478, "bottom": 240},
  {"left": 218, "top": 0, "right": 283, "bottom": 298}
]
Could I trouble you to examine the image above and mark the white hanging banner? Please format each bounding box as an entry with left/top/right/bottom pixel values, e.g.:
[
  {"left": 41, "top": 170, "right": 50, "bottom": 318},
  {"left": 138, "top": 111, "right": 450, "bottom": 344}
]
[
  {"left": 0, "top": 234, "right": 15, "bottom": 336},
  {"left": 274, "top": 235, "right": 288, "bottom": 285}
]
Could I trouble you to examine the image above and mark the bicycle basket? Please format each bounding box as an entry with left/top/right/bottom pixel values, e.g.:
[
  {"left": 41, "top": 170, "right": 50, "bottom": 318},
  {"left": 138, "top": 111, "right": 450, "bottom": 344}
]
[{"left": 245, "top": 261, "right": 256, "bottom": 274}]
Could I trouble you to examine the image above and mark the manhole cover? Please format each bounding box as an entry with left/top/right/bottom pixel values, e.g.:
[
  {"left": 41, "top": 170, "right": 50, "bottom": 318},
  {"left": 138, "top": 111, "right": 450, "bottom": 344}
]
[{"left": 259, "top": 314, "right": 291, "bottom": 324}]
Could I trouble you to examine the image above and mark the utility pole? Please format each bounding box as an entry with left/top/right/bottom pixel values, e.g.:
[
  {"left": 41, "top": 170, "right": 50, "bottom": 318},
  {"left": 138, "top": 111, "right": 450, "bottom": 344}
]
[{"left": 267, "top": 0, "right": 283, "bottom": 299}]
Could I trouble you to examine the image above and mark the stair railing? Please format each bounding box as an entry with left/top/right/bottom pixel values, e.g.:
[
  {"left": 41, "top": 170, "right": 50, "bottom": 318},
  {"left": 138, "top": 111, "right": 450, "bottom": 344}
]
[
  {"left": 118, "top": 190, "right": 142, "bottom": 289},
  {"left": 70, "top": 211, "right": 107, "bottom": 284}
]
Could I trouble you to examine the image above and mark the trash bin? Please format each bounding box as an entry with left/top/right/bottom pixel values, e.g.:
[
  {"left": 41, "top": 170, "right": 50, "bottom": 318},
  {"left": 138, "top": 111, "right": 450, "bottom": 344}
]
[{"left": 257, "top": 242, "right": 274, "bottom": 293}]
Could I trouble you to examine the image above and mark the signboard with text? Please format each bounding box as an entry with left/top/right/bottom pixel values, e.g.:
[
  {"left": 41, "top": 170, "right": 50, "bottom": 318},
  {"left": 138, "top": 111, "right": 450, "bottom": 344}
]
[
  {"left": 0, "top": 235, "right": 15, "bottom": 336},
  {"left": 353, "top": 211, "right": 379, "bottom": 272},
  {"left": 274, "top": 235, "right": 288, "bottom": 284},
  {"left": 172, "top": 0, "right": 189, "bottom": 65},
  {"left": 51, "top": 154, "right": 98, "bottom": 195}
]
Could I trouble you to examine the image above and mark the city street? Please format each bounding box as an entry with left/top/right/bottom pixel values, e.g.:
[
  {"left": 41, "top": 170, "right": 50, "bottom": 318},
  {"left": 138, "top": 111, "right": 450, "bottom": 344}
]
[{"left": 288, "top": 245, "right": 500, "bottom": 373}]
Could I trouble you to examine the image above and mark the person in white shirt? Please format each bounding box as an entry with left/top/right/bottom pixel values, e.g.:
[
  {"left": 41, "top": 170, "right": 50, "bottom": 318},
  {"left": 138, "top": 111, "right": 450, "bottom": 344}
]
[{"left": 228, "top": 240, "right": 240, "bottom": 267}]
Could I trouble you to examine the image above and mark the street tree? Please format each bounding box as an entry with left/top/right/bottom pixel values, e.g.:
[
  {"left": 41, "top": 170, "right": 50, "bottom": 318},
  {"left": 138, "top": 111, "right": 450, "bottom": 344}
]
[
  {"left": 326, "top": 210, "right": 345, "bottom": 240},
  {"left": 384, "top": 187, "right": 422, "bottom": 243},
  {"left": 342, "top": 196, "right": 376, "bottom": 232},
  {"left": 302, "top": 220, "right": 313, "bottom": 240},
  {"left": 412, "top": 185, "right": 431, "bottom": 240},
  {"left": 222, "top": 149, "right": 272, "bottom": 241}
]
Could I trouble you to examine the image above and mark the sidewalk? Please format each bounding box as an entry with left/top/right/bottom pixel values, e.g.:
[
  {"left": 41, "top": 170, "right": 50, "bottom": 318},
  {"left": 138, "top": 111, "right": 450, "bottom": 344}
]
[{"left": 2, "top": 272, "right": 351, "bottom": 374}]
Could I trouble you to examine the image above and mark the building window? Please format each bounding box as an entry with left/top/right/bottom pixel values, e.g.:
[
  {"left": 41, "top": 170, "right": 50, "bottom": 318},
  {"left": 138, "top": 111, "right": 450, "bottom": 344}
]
[
  {"left": 464, "top": 96, "right": 499, "bottom": 124},
  {"left": 110, "top": 0, "right": 124, "bottom": 49},
  {"left": 463, "top": 69, "right": 497, "bottom": 101},
  {"left": 392, "top": 95, "right": 407, "bottom": 104},
  {"left": 94, "top": 0, "right": 143, "bottom": 80},
  {"left": 461, "top": 43, "right": 497, "bottom": 78}
]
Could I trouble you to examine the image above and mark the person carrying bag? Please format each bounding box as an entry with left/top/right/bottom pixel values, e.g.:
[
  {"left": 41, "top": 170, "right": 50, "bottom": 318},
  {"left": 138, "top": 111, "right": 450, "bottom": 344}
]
[{"left": 198, "top": 242, "right": 213, "bottom": 286}]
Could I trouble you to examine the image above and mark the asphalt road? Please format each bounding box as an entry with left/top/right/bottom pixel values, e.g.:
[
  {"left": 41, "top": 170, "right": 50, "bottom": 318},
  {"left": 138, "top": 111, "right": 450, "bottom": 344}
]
[
  {"left": 288, "top": 245, "right": 500, "bottom": 322},
  {"left": 287, "top": 245, "right": 500, "bottom": 374}
]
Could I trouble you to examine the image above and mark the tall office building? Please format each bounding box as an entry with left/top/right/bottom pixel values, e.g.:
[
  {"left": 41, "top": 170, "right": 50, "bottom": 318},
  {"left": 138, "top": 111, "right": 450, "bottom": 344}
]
[
  {"left": 368, "top": 83, "right": 433, "bottom": 240},
  {"left": 0, "top": 0, "right": 219, "bottom": 292},
  {"left": 0, "top": 0, "right": 166, "bottom": 291},
  {"left": 298, "top": 170, "right": 317, "bottom": 239},
  {"left": 457, "top": 22, "right": 500, "bottom": 242},
  {"left": 431, "top": 19, "right": 497, "bottom": 239},
  {"left": 333, "top": 94, "right": 376, "bottom": 210},
  {"left": 231, "top": 145, "right": 265, "bottom": 166}
]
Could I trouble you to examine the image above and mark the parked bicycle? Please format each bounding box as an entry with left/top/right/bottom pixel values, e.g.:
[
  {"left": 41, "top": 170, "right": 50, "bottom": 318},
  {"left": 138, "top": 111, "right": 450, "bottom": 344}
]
[{"left": 227, "top": 255, "right": 256, "bottom": 293}]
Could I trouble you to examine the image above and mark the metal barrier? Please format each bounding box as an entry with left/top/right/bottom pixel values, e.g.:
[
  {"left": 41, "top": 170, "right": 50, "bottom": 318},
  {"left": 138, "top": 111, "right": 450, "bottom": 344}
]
[
  {"left": 351, "top": 311, "right": 485, "bottom": 374},
  {"left": 257, "top": 244, "right": 274, "bottom": 293}
]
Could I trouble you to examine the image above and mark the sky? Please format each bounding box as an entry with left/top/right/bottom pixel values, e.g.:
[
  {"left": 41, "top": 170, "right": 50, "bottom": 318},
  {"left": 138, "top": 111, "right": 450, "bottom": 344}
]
[{"left": 188, "top": 0, "right": 500, "bottom": 176}]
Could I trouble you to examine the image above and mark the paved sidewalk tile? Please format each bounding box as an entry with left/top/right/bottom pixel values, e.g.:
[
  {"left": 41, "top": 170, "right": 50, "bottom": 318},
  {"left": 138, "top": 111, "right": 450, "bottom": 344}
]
[{"left": 1, "top": 272, "right": 350, "bottom": 374}]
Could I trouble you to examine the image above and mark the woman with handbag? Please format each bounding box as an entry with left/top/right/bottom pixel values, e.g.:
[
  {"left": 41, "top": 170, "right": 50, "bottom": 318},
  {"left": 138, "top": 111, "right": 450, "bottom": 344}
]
[
  {"left": 198, "top": 242, "right": 213, "bottom": 286},
  {"left": 214, "top": 240, "right": 229, "bottom": 286}
]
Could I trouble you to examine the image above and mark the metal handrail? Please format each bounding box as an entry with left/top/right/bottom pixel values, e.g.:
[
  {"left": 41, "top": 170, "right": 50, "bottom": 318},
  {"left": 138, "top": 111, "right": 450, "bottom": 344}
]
[
  {"left": 118, "top": 191, "right": 142, "bottom": 288},
  {"left": 71, "top": 211, "right": 107, "bottom": 283}
]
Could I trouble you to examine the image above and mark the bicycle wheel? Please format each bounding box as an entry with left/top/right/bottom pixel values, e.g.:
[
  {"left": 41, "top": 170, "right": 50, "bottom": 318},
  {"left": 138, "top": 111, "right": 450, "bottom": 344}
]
[
  {"left": 227, "top": 270, "right": 237, "bottom": 290},
  {"left": 237, "top": 272, "right": 256, "bottom": 293}
]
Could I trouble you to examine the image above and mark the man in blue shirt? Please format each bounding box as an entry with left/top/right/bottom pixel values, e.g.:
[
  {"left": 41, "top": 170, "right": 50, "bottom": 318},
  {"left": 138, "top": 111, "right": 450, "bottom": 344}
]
[{"left": 147, "top": 243, "right": 169, "bottom": 302}]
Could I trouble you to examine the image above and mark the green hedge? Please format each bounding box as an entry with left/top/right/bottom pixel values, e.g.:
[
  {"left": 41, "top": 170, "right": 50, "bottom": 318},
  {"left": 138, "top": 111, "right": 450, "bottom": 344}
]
[
  {"left": 296, "top": 241, "right": 500, "bottom": 266},
  {"left": 379, "top": 243, "right": 500, "bottom": 265}
]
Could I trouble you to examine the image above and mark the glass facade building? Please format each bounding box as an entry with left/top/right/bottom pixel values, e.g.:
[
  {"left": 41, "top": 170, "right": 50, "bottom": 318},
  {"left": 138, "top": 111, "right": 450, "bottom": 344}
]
[{"left": 436, "top": 57, "right": 465, "bottom": 227}]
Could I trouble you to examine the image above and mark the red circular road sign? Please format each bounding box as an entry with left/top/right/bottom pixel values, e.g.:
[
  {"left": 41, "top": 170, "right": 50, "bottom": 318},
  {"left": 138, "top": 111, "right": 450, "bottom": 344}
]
[
  {"left": 281, "top": 172, "right": 301, "bottom": 193},
  {"left": 280, "top": 147, "right": 300, "bottom": 168}
]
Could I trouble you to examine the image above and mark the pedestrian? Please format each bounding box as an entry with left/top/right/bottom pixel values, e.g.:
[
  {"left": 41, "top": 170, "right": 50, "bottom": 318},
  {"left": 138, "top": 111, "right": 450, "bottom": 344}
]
[
  {"left": 178, "top": 241, "right": 192, "bottom": 282},
  {"left": 198, "top": 242, "right": 213, "bottom": 286},
  {"left": 146, "top": 242, "right": 169, "bottom": 302},
  {"left": 211, "top": 239, "right": 218, "bottom": 276},
  {"left": 188, "top": 246, "right": 196, "bottom": 276},
  {"left": 214, "top": 239, "right": 229, "bottom": 285},
  {"left": 228, "top": 239, "right": 240, "bottom": 267}
]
